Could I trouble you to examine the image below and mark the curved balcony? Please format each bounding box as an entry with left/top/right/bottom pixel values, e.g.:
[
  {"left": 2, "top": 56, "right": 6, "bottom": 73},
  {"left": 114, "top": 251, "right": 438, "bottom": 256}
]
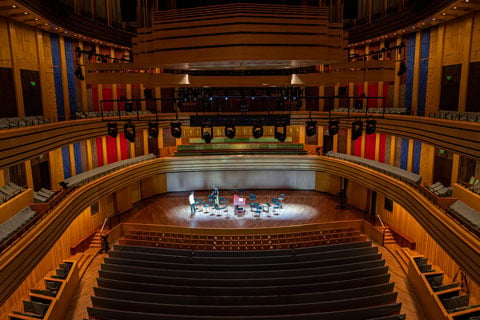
[{"left": 1, "top": 155, "right": 479, "bottom": 305}]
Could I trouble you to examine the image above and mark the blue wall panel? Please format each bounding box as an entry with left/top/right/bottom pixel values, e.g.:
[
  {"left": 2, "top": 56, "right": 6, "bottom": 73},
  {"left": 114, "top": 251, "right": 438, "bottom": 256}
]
[
  {"left": 64, "top": 39, "right": 77, "bottom": 115},
  {"left": 400, "top": 138, "right": 409, "bottom": 170},
  {"left": 50, "top": 35, "right": 65, "bottom": 119},
  {"left": 404, "top": 34, "right": 416, "bottom": 111},
  {"left": 412, "top": 141, "right": 422, "bottom": 174},
  {"left": 418, "top": 29, "right": 430, "bottom": 116},
  {"left": 62, "top": 146, "right": 71, "bottom": 179},
  {"left": 73, "top": 142, "right": 83, "bottom": 174}
]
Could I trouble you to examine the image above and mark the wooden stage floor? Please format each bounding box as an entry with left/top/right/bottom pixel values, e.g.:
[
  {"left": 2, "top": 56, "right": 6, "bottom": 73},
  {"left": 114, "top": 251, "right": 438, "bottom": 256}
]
[{"left": 120, "top": 190, "right": 368, "bottom": 228}]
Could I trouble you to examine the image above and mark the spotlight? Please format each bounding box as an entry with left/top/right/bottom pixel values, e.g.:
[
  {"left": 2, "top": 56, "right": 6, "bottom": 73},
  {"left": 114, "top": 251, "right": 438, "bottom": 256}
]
[
  {"left": 74, "top": 65, "right": 84, "bottom": 80},
  {"left": 351, "top": 120, "right": 363, "bottom": 140},
  {"left": 328, "top": 120, "right": 339, "bottom": 136},
  {"left": 397, "top": 62, "right": 407, "bottom": 76},
  {"left": 75, "top": 46, "right": 82, "bottom": 59},
  {"left": 202, "top": 124, "right": 213, "bottom": 143},
  {"left": 366, "top": 119, "right": 377, "bottom": 135},
  {"left": 107, "top": 122, "right": 118, "bottom": 138},
  {"left": 252, "top": 123, "right": 263, "bottom": 139},
  {"left": 275, "top": 123, "right": 287, "bottom": 142},
  {"left": 87, "top": 49, "right": 94, "bottom": 61},
  {"left": 225, "top": 124, "right": 236, "bottom": 139},
  {"left": 124, "top": 122, "right": 136, "bottom": 142},
  {"left": 170, "top": 122, "right": 182, "bottom": 138},
  {"left": 148, "top": 122, "right": 159, "bottom": 138},
  {"left": 306, "top": 120, "right": 317, "bottom": 137}
]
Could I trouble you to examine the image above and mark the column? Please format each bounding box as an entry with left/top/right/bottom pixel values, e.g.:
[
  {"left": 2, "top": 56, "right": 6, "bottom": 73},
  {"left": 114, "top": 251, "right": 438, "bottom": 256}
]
[
  {"left": 389, "top": 135, "right": 396, "bottom": 166},
  {"left": 458, "top": 14, "right": 474, "bottom": 112},
  {"left": 411, "top": 31, "right": 421, "bottom": 116},
  {"left": 49, "top": 148, "right": 65, "bottom": 190},
  {"left": 59, "top": 36, "right": 71, "bottom": 119},
  {"left": 407, "top": 139, "right": 414, "bottom": 171},
  {"left": 86, "top": 139, "right": 94, "bottom": 170}
]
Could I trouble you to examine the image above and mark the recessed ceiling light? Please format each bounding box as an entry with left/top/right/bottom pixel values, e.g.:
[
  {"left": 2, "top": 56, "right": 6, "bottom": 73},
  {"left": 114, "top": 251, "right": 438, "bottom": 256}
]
[
  {"left": 34, "top": 18, "right": 39, "bottom": 21},
  {"left": 412, "top": 26, "right": 416, "bottom": 29},
  {"left": 465, "top": 0, "right": 469, "bottom": 3},
  {"left": 442, "top": 12, "right": 446, "bottom": 15},
  {"left": 24, "top": 12, "right": 29, "bottom": 15},
  {"left": 453, "top": 6, "right": 457, "bottom": 9},
  {"left": 44, "top": 23, "right": 48, "bottom": 26},
  {"left": 54, "top": 27, "right": 58, "bottom": 30},
  {"left": 422, "top": 22, "right": 426, "bottom": 25},
  {"left": 12, "top": 5, "right": 17, "bottom": 8},
  {"left": 432, "top": 18, "right": 436, "bottom": 21},
  {"left": 402, "top": 29, "right": 406, "bottom": 33}
]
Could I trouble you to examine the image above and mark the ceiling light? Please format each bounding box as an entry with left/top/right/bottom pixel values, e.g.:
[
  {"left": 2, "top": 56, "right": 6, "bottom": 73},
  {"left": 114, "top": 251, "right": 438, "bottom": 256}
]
[
  {"left": 124, "top": 122, "right": 136, "bottom": 143},
  {"left": 12, "top": 5, "right": 17, "bottom": 8},
  {"left": 252, "top": 123, "right": 263, "bottom": 139},
  {"left": 453, "top": 6, "right": 457, "bottom": 10},
  {"left": 306, "top": 121, "right": 317, "bottom": 137},
  {"left": 432, "top": 18, "right": 436, "bottom": 21},
  {"left": 328, "top": 120, "right": 339, "bottom": 136},
  {"left": 351, "top": 120, "right": 363, "bottom": 141},
  {"left": 34, "top": 18, "right": 39, "bottom": 21},
  {"left": 24, "top": 12, "right": 28, "bottom": 15},
  {"left": 170, "top": 122, "right": 182, "bottom": 138}
]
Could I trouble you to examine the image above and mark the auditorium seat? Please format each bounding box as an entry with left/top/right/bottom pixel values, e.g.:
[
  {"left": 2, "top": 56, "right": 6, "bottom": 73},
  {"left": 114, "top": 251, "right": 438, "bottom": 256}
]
[{"left": 87, "top": 241, "right": 405, "bottom": 320}]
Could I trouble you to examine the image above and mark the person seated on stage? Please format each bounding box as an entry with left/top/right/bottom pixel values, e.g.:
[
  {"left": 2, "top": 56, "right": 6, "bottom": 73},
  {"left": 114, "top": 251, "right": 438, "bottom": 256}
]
[
  {"left": 189, "top": 191, "right": 196, "bottom": 214},
  {"left": 211, "top": 185, "right": 220, "bottom": 207}
]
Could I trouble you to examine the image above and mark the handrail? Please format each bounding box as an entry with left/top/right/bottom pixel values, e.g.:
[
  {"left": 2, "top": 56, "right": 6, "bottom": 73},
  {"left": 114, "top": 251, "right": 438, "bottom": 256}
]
[
  {"left": 99, "top": 218, "right": 108, "bottom": 236},
  {"left": 376, "top": 214, "right": 386, "bottom": 229}
]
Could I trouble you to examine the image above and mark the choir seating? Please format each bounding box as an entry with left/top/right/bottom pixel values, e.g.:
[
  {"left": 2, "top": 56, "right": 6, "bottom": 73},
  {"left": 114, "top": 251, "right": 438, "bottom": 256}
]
[
  {"left": 87, "top": 239, "right": 405, "bottom": 320},
  {"left": 0, "top": 206, "right": 37, "bottom": 248}
]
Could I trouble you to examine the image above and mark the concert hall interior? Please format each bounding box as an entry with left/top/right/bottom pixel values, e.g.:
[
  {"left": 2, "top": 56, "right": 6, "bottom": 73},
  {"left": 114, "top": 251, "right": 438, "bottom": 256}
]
[{"left": 1, "top": 0, "right": 480, "bottom": 319}]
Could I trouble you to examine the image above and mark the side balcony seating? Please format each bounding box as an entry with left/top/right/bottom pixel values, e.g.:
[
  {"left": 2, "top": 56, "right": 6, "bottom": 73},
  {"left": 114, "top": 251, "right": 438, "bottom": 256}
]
[
  {"left": 449, "top": 201, "right": 480, "bottom": 234},
  {"left": 326, "top": 151, "right": 422, "bottom": 185},
  {"left": 0, "top": 206, "right": 37, "bottom": 245},
  {"left": 60, "top": 154, "right": 156, "bottom": 189}
]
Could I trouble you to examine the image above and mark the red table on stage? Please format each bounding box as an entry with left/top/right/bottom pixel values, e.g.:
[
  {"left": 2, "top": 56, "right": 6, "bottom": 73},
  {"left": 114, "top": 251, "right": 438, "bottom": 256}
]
[{"left": 233, "top": 194, "right": 246, "bottom": 206}]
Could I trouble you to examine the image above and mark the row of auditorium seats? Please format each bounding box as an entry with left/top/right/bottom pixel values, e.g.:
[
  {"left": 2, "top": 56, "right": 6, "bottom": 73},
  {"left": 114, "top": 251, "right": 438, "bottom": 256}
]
[
  {"left": 74, "top": 110, "right": 152, "bottom": 119},
  {"left": 426, "top": 182, "right": 453, "bottom": 197},
  {"left": 10, "top": 261, "right": 74, "bottom": 320},
  {"left": 120, "top": 227, "right": 364, "bottom": 250},
  {"left": 448, "top": 201, "right": 480, "bottom": 237},
  {"left": 0, "top": 182, "right": 24, "bottom": 204},
  {"left": 0, "top": 116, "right": 50, "bottom": 130},
  {"left": 0, "top": 206, "right": 37, "bottom": 247},
  {"left": 60, "top": 154, "right": 156, "bottom": 189},
  {"left": 332, "top": 107, "right": 409, "bottom": 114},
  {"left": 433, "top": 111, "right": 480, "bottom": 122},
  {"left": 33, "top": 188, "right": 58, "bottom": 203},
  {"left": 326, "top": 151, "right": 422, "bottom": 185},
  {"left": 410, "top": 255, "right": 480, "bottom": 320},
  {"left": 86, "top": 241, "right": 406, "bottom": 320}
]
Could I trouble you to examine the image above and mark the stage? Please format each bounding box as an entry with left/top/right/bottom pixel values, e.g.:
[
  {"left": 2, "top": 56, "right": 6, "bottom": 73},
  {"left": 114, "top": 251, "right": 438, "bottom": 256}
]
[{"left": 120, "top": 190, "right": 366, "bottom": 229}]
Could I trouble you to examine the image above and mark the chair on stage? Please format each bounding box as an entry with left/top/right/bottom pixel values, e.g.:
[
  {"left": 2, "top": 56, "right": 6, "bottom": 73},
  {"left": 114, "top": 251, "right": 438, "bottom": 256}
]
[
  {"left": 253, "top": 205, "right": 262, "bottom": 218},
  {"left": 249, "top": 193, "right": 256, "bottom": 202}
]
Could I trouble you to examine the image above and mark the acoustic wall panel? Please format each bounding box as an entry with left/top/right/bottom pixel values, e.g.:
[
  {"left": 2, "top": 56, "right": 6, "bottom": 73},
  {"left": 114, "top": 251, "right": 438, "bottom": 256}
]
[
  {"left": 413, "top": 141, "right": 422, "bottom": 174},
  {"left": 73, "top": 142, "right": 83, "bottom": 174},
  {"left": 418, "top": 29, "right": 430, "bottom": 116},
  {"left": 61, "top": 146, "right": 71, "bottom": 179},
  {"left": 365, "top": 133, "right": 376, "bottom": 160},
  {"left": 400, "top": 137, "right": 409, "bottom": 170},
  {"left": 96, "top": 137, "right": 104, "bottom": 167},
  {"left": 379, "top": 134, "right": 386, "bottom": 163},
  {"left": 404, "top": 33, "right": 416, "bottom": 111},
  {"left": 64, "top": 39, "right": 77, "bottom": 115},
  {"left": 50, "top": 35, "right": 65, "bottom": 118},
  {"left": 106, "top": 136, "right": 118, "bottom": 164}
]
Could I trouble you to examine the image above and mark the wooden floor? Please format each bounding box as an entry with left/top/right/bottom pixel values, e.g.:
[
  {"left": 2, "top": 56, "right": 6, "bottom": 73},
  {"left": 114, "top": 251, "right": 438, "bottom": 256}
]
[
  {"left": 120, "top": 189, "right": 367, "bottom": 228},
  {"left": 66, "top": 190, "right": 425, "bottom": 320}
]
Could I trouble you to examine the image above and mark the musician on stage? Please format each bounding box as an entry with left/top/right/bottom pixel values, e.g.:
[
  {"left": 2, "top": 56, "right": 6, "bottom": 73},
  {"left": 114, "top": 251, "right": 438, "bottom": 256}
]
[{"left": 211, "top": 185, "right": 220, "bottom": 207}]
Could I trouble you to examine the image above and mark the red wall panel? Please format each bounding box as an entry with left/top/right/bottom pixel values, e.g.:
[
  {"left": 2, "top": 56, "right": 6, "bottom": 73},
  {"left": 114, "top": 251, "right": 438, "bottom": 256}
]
[
  {"left": 365, "top": 133, "right": 376, "bottom": 160},
  {"left": 106, "top": 135, "right": 118, "bottom": 164}
]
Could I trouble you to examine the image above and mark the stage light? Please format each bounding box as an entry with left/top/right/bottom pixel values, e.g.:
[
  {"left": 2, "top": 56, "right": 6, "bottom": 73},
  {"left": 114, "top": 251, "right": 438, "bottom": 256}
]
[
  {"left": 366, "top": 119, "right": 377, "bottom": 135},
  {"left": 107, "top": 122, "right": 118, "bottom": 138},
  {"left": 148, "top": 122, "right": 159, "bottom": 138},
  {"left": 328, "top": 120, "right": 339, "bottom": 136},
  {"left": 87, "top": 49, "right": 94, "bottom": 61},
  {"left": 397, "top": 62, "right": 407, "bottom": 76},
  {"left": 306, "top": 120, "right": 317, "bottom": 137},
  {"left": 252, "top": 123, "right": 263, "bottom": 139},
  {"left": 351, "top": 120, "right": 363, "bottom": 140},
  {"left": 275, "top": 123, "right": 287, "bottom": 142},
  {"left": 225, "top": 124, "right": 236, "bottom": 139},
  {"left": 74, "top": 65, "right": 84, "bottom": 80},
  {"left": 170, "top": 122, "right": 182, "bottom": 138},
  {"left": 124, "top": 122, "right": 136, "bottom": 142},
  {"left": 202, "top": 124, "right": 213, "bottom": 143}
]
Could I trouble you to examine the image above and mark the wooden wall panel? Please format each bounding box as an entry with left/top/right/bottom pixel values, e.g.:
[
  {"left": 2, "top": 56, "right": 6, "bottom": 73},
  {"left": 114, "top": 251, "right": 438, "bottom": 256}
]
[
  {"left": 347, "top": 180, "right": 368, "bottom": 211},
  {"left": 315, "top": 172, "right": 341, "bottom": 194},
  {"left": 0, "top": 21, "right": 12, "bottom": 68}
]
